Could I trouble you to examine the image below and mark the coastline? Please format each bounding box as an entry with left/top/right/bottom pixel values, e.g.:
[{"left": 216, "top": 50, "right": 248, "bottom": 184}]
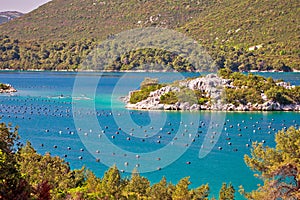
[
  {"left": 0, "top": 83, "right": 17, "bottom": 93},
  {"left": 124, "top": 74, "right": 300, "bottom": 112},
  {"left": 125, "top": 102, "right": 300, "bottom": 112},
  {"left": 0, "top": 68, "right": 299, "bottom": 73}
]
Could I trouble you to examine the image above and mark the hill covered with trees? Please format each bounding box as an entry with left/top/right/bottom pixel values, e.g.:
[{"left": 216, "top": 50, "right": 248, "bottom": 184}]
[{"left": 0, "top": 0, "right": 299, "bottom": 71}]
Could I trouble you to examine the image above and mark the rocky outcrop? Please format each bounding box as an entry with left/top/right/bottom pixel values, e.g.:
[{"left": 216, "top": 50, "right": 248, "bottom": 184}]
[
  {"left": 179, "top": 74, "right": 230, "bottom": 93},
  {"left": 0, "top": 84, "right": 17, "bottom": 93},
  {"left": 126, "top": 85, "right": 180, "bottom": 110},
  {"left": 124, "top": 74, "right": 300, "bottom": 111}
]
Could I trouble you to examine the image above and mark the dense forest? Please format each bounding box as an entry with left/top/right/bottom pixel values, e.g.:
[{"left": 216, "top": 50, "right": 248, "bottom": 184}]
[
  {"left": 0, "top": 35, "right": 96, "bottom": 71},
  {"left": 0, "top": 0, "right": 299, "bottom": 71},
  {"left": 1, "top": 122, "right": 299, "bottom": 199},
  {"left": 0, "top": 34, "right": 296, "bottom": 72}
]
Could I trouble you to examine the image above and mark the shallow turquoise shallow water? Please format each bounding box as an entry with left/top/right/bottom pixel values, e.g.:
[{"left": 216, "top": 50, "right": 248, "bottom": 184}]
[{"left": 0, "top": 71, "right": 299, "bottom": 199}]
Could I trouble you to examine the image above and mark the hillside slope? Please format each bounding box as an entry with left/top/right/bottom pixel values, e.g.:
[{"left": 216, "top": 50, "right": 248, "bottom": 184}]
[
  {"left": 181, "top": 0, "right": 300, "bottom": 70},
  {"left": 0, "top": 0, "right": 214, "bottom": 41},
  {"left": 0, "top": 0, "right": 299, "bottom": 71}
]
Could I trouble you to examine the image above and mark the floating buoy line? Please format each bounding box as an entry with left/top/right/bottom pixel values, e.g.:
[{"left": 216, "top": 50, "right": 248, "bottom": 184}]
[{"left": 0, "top": 95, "right": 298, "bottom": 171}]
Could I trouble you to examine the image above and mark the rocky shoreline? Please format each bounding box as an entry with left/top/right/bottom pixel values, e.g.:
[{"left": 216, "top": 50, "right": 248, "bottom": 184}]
[
  {"left": 124, "top": 74, "right": 300, "bottom": 111},
  {"left": 0, "top": 83, "right": 17, "bottom": 93},
  {"left": 126, "top": 100, "right": 300, "bottom": 111}
]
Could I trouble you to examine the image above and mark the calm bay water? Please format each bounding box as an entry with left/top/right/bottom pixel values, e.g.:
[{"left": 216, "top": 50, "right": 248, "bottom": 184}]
[{"left": 0, "top": 71, "right": 299, "bottom": 199}]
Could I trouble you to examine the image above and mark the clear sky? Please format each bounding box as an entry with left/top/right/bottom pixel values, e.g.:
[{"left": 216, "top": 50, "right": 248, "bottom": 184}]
[{"left": 0, "top": 0, "right": 51, "bottom": 13}]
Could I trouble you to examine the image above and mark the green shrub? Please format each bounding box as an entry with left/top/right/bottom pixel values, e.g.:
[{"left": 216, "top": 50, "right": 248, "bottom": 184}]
[
  {"left": 160, "top": 92, "right": 178, "bottom": 104},
  {"left": 198, "top": 98, "right": 208, "bottom": 105},
  {"left": 129, "top": 84, "right": 163, "bottom": 104},
  {"left": 176, "top": 88, "right": 199, "bottom": 105},
  {"left": 140, "top": 77, "right": 159, "bottom": 90},
  {"left": 265, "top": 86, "right": 292, "bottom": 105}
]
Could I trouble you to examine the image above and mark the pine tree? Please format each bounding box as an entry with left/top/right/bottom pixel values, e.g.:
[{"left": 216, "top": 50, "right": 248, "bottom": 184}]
[
  {"left": 124, "top": 168, "right": 150, "bottom": 199},
  {"left": 100, "top": 165, "right": 123, "bottom": 199},
  {"left": 148, "top": 176, "right": 171, "bottom": 200},
  {"left": 241, "top": 126, "right": 300, "bottom": 199},
  {"left": 172, "top": 177, "right": 191, "bottom": 200},
  {"left": 0, "top": 123, "right": 31, "bottom": 200},
  {"left": 219, "top": 183, "right": 235, "bottom": 200},
  {"left": 190, "top": 184, "right": 210, "bottom": 200}
]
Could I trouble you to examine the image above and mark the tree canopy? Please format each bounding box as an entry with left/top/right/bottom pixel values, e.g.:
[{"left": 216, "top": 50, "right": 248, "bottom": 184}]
[
  {"left": 240, "top": 126, "right": 300, "bottom": 199},
  {"left": 2, "top": 121, "right": 300, "bottom": 199}
]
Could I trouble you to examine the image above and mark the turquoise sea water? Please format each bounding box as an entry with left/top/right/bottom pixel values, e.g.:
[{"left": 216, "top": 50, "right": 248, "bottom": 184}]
[{"left": 0, "top": 71, "right": 299, "bottom": 199}]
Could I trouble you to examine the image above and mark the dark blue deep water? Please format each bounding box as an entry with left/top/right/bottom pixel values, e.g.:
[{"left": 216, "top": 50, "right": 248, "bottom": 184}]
[{"left": 0, "top": 71, "right": 299, "bottom": 199}]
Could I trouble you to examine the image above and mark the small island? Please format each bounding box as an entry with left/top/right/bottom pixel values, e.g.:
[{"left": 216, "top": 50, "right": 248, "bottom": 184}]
[
  {"left": 125, "top": 69, "right": 300, "bottom": 111},
  {"left": 0, "top": 82, "right": 17, "bottom": 93}
]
